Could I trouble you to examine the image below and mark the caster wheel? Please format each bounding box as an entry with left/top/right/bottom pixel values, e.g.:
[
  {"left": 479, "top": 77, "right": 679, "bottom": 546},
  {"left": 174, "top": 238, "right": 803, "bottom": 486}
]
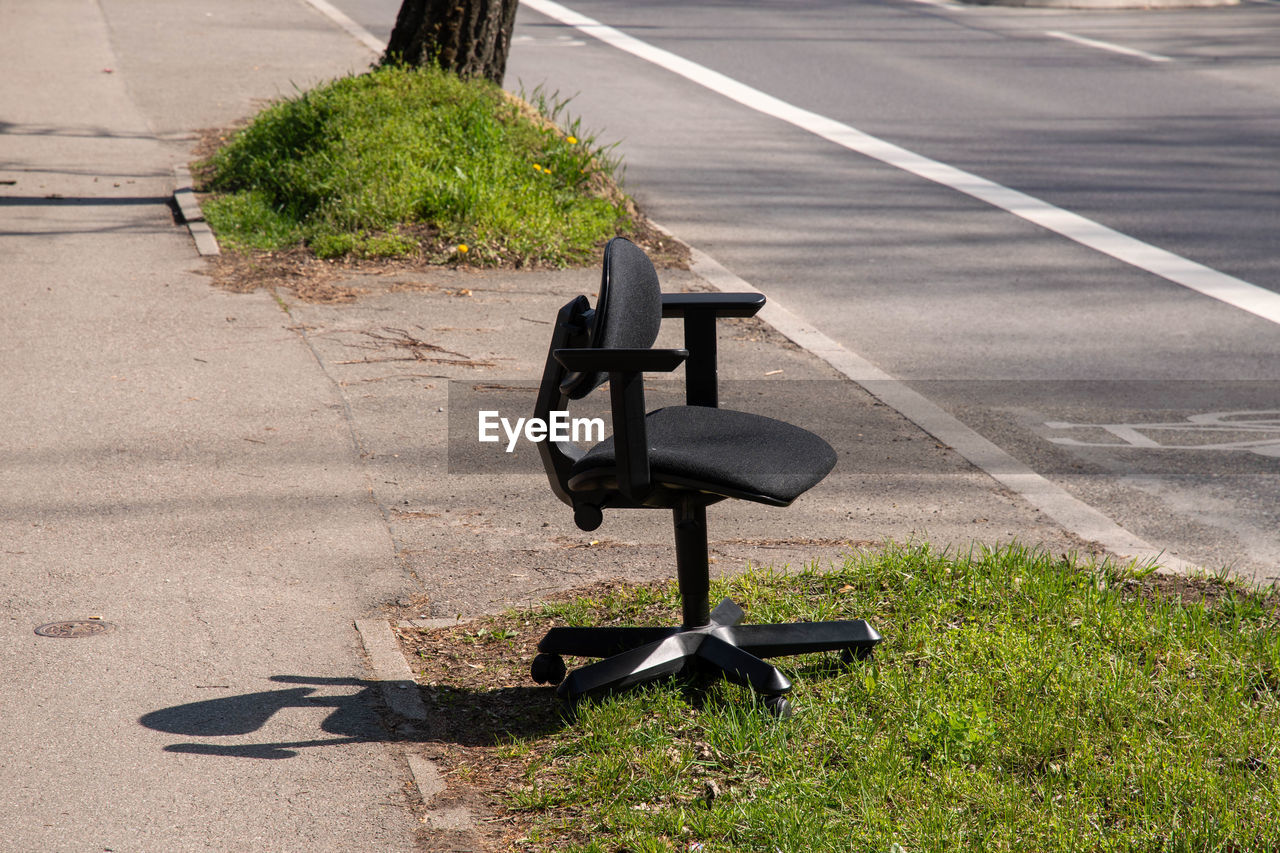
[
  {"left": 573, "top": 504, "right": 603, "bottom": 531},
  {"left": 763, "top": 694, "right": 793, "bottom": 719},
  {"left": 840, "top": 646, "right": 873, "bottom": 666},
  {"left": 531, "top": 653, "right": 566, "bottom": 686}
]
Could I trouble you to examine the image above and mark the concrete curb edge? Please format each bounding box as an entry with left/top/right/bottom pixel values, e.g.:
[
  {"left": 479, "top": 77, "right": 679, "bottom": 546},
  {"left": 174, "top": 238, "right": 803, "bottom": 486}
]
[
  {"left": 172, "top": 164, "right": 220, "bottom": 257},
  {"left": 353, "top": 619, "right": 478, "bottom": 834}
]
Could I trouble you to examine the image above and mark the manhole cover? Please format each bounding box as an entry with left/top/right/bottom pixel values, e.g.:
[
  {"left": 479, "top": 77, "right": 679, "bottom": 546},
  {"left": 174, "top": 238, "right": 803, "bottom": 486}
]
[{"left": 34, "top": 620, "right": 116, "bottom": 638}]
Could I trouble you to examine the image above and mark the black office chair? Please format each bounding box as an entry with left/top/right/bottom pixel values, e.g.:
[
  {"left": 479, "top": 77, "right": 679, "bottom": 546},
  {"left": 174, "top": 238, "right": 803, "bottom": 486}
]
[{"left": 530, "top": 237, "right": 880, "bottom": 716}]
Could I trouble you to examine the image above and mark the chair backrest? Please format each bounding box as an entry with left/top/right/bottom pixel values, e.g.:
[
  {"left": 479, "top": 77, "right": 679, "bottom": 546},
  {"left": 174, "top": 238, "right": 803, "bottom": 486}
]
[
  {"left": 562, "top": 236, "right": 662, "bottom": 400},
  {"left": 535, "top": 237, "right": 661, "bottom": 515}
]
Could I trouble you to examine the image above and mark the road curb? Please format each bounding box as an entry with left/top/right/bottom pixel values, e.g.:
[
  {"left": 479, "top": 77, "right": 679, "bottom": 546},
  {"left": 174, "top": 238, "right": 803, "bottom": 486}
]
[
  {"left": 172, "top": 164, "right": 220, "bottom": 257},
  {"left": 354, "top": 619, "right": 479, "bottom": 836},
  {"left": 355, "top": 618, "right": 429, "bottom": 723}
]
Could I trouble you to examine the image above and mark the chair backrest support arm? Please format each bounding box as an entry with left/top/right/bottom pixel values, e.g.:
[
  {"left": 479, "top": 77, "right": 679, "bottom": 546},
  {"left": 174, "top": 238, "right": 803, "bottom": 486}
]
[{"left": 608, "top": 370, "right": 652, "bottom": 502}]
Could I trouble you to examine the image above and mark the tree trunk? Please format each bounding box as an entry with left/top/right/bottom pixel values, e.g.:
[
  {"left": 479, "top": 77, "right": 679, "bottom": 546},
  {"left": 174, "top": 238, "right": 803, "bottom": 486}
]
[{"left": 383, "top": 0, "right": 520, "bottom": 85}]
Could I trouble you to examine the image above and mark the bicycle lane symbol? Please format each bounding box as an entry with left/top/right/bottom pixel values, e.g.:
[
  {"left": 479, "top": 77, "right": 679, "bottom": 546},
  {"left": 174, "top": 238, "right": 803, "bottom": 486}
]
[{"left": 1042, "top": 410, "right": 1280, "bottom": 459}]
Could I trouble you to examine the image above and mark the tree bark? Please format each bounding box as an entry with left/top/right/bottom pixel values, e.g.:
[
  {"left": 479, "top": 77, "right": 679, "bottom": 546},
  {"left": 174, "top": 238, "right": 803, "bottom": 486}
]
[{"left": 383, "top": 0, "right": 520, "bottom": 85}]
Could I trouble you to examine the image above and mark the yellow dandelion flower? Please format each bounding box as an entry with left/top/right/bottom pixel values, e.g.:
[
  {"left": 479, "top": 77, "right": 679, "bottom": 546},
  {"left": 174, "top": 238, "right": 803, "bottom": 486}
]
[
  {"left": 533, "top": 163, "right": 543, "bottom": 172},
  {"left": 456, "top": 244, "right": 469, "bottom": 254},
  {"left": 567, "top": 135, "right": 578, "bottom": 145}
]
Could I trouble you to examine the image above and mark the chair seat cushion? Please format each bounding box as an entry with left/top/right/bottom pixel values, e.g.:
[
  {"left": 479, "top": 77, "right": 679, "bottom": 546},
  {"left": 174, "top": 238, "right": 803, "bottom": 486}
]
[{"left": 569, "top": 406, "right": 837, "bottom": 504}]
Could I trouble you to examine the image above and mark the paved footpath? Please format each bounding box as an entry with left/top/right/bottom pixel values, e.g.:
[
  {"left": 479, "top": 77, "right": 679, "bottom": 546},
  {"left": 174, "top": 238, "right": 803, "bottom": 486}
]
[
  {"left": 0, "top": 1, "right": 422, "bottom": 850},
  {"left": 1, "top": 1, "right": 1089, "bottom": 850}
]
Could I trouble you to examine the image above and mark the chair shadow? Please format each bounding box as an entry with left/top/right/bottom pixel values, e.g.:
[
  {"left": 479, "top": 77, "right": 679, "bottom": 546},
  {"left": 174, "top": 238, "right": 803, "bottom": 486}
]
[
  {"left": 139, "top": 675, "right": 564, "bottom": 759},
  {"left": 414, "top": 683, "right": 566, "bottom": 747}
]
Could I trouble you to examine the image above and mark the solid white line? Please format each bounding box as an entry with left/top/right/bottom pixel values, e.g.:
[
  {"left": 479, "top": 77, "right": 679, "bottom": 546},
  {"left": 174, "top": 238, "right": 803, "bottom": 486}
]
[
  {"left": 671, "top": 228, "right": 1197, "bottom": 574},
  {"left": 1045, "top": 30, "right": 1173, "bottom": 63},
  {"left": 903, "top": 0, "right": 972, "bottom": 12},
  {"left": 300, "top": 0, "right": 387, "bottom": 54},
  {"left": 522, "top": 0, "right": 1280, "bottom": 328}
]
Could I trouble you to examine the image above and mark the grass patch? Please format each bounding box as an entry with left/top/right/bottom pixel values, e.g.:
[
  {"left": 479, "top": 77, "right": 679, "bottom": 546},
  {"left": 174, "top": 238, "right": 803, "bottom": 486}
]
[
  {"left": 399, "top": 545, "right": 1280, "bottom": 852},
  {"left": 199, "top": 65, "right": 632, "bottom": 266}
]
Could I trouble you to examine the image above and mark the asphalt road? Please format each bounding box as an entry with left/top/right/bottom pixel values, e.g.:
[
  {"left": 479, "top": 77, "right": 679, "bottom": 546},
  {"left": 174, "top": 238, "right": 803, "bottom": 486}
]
[{"left": 337, "top": 0, "right": 1280, "bottom": 577}]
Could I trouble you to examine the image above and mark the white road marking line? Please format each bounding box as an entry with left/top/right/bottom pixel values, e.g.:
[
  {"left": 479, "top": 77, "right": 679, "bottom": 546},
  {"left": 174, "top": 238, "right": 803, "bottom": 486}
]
[
  {"left": 300, "top": 0, "right": 386, "bottom": 54},
  {"left": 523, "top": 0, "right": 1280, "bottom": 328},
  {"left": 903, "top": 0, "right": 972, "bottom": 12},
  {"left": 513, "top": 34, "right": 588, "bottom": 46},
  {"left": 669, "top": 225, "right": 1198, "bottom": 574},
  {"left": 1045, "top": 30, "right": 1173, "bottom": 63}
]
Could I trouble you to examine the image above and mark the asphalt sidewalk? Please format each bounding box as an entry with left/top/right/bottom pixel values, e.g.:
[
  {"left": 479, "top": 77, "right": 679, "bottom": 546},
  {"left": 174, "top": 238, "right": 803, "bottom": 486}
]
[
  {"left": 1, "top": 1, "right": 418, "bottom": 850},
  {"left": 1, "top": 1, "right": 1084, "bottom": 850}
]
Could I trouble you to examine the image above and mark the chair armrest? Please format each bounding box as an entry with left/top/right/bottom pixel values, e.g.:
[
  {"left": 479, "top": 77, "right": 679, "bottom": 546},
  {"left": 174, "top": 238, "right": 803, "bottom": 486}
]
[
  {"left": 661, "top": 292, "right": 765, "bottom": 318},
  {"left": 554, "top": 348, "right": 688, "bottom": 373}
]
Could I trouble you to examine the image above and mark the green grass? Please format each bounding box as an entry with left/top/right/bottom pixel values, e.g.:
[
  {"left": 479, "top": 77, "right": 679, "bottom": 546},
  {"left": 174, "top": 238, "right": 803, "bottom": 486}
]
[
  {"left": 200, "top": 65, "right": 631, "bottom": 264},
  {"left": 501, "top": 545, "right": 1280, "bottom": 852}
]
